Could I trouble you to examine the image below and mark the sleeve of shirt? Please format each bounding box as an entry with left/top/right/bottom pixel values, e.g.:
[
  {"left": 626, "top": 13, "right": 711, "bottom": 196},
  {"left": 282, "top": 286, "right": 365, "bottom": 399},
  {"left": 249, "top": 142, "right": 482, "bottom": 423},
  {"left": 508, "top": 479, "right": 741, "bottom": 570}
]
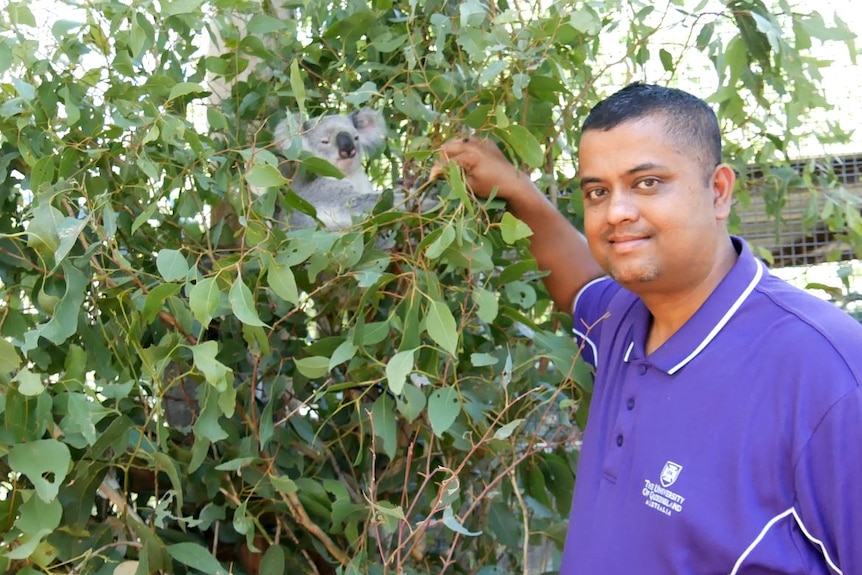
[
  {"left": 571, "top": 276, "right": 618, "bottom": 369},
  {"left": 793, "top": 386, "right": 862, "bottom": 574}
]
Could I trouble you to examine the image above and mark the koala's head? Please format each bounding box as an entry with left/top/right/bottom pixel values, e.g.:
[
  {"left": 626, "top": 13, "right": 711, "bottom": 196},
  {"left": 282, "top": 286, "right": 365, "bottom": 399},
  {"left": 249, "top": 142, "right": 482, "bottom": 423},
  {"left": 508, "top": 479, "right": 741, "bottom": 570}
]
[{"left": 275, "top": 108, "right": 386, "bottom": 178}]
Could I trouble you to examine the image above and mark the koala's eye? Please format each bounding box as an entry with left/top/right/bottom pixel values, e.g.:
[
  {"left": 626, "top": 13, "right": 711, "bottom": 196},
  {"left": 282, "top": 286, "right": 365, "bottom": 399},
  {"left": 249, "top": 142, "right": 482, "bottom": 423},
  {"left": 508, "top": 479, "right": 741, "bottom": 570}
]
[
  {"left": 320, "top": 139, "right": 330, "bottom": 145},
  {"left": 354, "top": 135, "right": 359, "bottom": 141}
]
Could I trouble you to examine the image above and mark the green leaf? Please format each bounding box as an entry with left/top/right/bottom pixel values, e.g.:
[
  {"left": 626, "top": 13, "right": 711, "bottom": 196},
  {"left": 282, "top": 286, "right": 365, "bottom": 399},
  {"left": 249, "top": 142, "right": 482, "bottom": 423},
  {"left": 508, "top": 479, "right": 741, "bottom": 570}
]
[
  {"left": 4, "top": 529, "right": 51, "bottom": 560},
  {"left": 0, "top": 338, "right": 21, "bottom": 374},
  {"left": 294, "top": 356, "right": 330, "bottom": 379},
  {"left": 8, "top": 3, "right": 37, "bottom": 26},
  {"left": 191, "top": 341, "right": 232, "bottom": 391},
  {"left": 246, "top": 164, "right": 289, "bottom": 189},
  {"left": 426, "top": 300, "right": 459, "bottom": 356},
  {"left": 29, "top": 156, "right": 55, "bottom": 193},
  {"left": 443, "top": 161, "right": 474, "bottom": 215},
  {"left": 142, "top": 283, "right": 182, "bottom": 324},
  {"left": 167, "top": 82, "right": 206, "bottom": 101},
  {"left": 214, "top": 457, "right": 257, "bottom": 471},
  {"left": 266, "top": 261, "right": 299, "bottom": 304},
  {"left": 504, "top": 280, "right": 537, "bottom": 309},
  {"left": 12, "top": 368, "right": 45, "bottom": 397},
  {"left": 102, "top": 203, "right": 117, "bottom": 239},
  {"left": 162, "top": 0, "right": 206, "bottom": 17},
  {"left": 488, "top": 500, "right": 522, "bottom": 548},
  {"left": 385, "top": 348, "right": 415, "bottom": 395},
  {"left": 493, "top": 418, "right": 524, "bottom": 440},
  {"left": 428, "top": 387, "right": 460, "bottom": 437},
  {"left": 499, "top": 212, "right": 533, "bottom": 244},
  {"left": 659, "top": 47, "right": 674, "bottom": 72},
  {"left": 270, "top": 475, "right": 298, "bottom": 495},
  {"left": 151, "top": 452, "right": 184, "bottom": 513},
  {"left": 496, "top": 124, "right": 543, "bottom": 168},
  {"left": 355, "top": 321, "right": 391, "bottom": 346},
  {"left": 26, "top": 203, "right": 63, "bottom": 257},
  {"left": 470, "top": 352, "right": 498, "bottom": 367},
  {"left": 533, "top": 331, "right": 593, "bottom": 392},
  {"left": 13, "top": 77, "right": 35, "bottom": 101},
  {"left": 15, "top": 495, "right": 62, "bottom": 534},
  {"left": 301, "top": 156, "right": 346, "bottom": 179},
  {"left": 167, "top": 542, "right": 230, "bottom": 575},
  {"left": 290, "top": 59, "right": 306, "bottom": 116},
  {"left": 247, "top": 14, "right": 287, "bottom": 34},
  {"left": 370, "top": 394, "right": 397, "bottom": 459},
  {"left": 396, "top": 382, "right": 426, "bottom": 423},
  {"left": 368, "top": 500, "right": 404, "bottom": 534},
  {"left": 189, "top": 277, "right": 220, "bottom": 327},
  {"left": 228, "top": 277, "right": 267, "bottom": 327},
  {"left": 193, "top": 387, "right": 229, "bottom": 443},
  {"left": 7, "top": 439, "right": 71, "bottom": 502},
  {"left": 441, "top": 506, "right": 482, "bottom": 536},
  {"left": 425, "top": 223, "right": 456, "bottom": 260},
  {"left": 328, "top": 339, "right": 357, "bottom": 371},
  {"left": 54, "top": 216, "right": 88, "bottom": 265},
  {"left": 22, "top": 262, "right": 87, "bottom": 353},
  {"left": 471, "top": 287, "right": 499, "bottom": 323},
  {"left": 260, "top": 545, "right": 286, "bottom": 575},
  {"left": 156, "top": 249, "right": 189, "bottom": 282}
]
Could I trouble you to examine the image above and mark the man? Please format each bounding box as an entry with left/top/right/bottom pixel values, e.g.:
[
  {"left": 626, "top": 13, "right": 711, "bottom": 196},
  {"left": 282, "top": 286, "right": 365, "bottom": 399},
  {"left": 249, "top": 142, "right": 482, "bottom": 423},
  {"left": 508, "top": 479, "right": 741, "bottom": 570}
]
[{"left": 439, "top": 83, "right": 861, "bottom": 574}]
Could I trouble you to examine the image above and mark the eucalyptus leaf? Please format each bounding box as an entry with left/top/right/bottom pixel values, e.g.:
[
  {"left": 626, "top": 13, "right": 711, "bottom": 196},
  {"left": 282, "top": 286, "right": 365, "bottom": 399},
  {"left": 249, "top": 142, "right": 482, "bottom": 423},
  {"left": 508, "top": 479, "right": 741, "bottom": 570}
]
[
  {"left": 370, "top": 394, "right": 397, "bottom": 459},
  {"left": 7, "top": 440, "right": 71, "bottom": 502},
  {"left": 385, "top": 348, "right": 415, "bottom": 395},
  {"left": 191, "top": 341, "right": 233, "bottom": 391},
  {"left": 167, "top": 542, "right": 230, "bottom": 575},
  {"left": 294, "top": 356, "right": 330, "bottom": 379},
  {"left": 396, "top": 382, "right": 427, "bottom": 423},
  {"left": 428, "top": 387, "right": 460, "bottom": 437},
  {"left": 0, "top": 338, "right": 22, "bottom": 375},
  {"left": 246, "top": 164, "right": 289, "bottom": 188},
  {"left": 426, "top": 300, "right": 459, "bottom": 357},
  {"left": 267, "top": 261, "right": 299, "bottom": 304},
  {"left": 156, "top": 249, "right": 189, "bottom": 282},
  {"left": 189, "top": 277, "right": 220, "bottom": 327},
  {"left": 229, "top": 277, "right": 268, "bottom": 327}
]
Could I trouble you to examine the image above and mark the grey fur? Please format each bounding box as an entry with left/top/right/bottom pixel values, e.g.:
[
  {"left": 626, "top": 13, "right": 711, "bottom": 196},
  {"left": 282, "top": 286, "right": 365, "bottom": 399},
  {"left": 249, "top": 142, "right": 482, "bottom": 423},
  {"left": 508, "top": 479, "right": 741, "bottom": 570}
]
[{"left": 273, "top": 108, "right": 389, "bottom": 230}]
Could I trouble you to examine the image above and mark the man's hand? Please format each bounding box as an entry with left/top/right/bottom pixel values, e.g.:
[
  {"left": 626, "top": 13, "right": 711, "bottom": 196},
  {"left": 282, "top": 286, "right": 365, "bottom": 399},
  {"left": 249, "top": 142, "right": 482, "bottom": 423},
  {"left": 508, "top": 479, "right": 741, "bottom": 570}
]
[{"left": 434, "top": 137, "right": 528, "bottom": 202}]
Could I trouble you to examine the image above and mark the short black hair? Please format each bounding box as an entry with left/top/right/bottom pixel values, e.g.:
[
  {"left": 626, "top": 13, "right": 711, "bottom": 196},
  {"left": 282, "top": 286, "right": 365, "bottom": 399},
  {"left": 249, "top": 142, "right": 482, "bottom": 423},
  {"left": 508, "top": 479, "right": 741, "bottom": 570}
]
[{"left": 581, "top": 82, "right": 722, "bottom": 172}]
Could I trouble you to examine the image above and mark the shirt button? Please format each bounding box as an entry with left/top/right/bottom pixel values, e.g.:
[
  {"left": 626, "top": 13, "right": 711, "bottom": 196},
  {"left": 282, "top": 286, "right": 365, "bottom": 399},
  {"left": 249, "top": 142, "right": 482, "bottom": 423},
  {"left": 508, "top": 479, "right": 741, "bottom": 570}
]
[
  {"left": 638, "top": 364, "right": 647, "bottom": 375},
  {"left": 627, "top": 398, "right": 635, "bottom": 410},
  {"left": 616, "top": 434, "right": 624, "bottom": 447}
]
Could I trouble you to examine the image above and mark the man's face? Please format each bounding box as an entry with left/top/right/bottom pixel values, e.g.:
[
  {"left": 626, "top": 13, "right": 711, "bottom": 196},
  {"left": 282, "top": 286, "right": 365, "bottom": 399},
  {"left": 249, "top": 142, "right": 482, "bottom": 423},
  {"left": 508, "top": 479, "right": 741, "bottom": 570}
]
[{"left": 578, "top": 116, "right": 728, "bottom": 295}]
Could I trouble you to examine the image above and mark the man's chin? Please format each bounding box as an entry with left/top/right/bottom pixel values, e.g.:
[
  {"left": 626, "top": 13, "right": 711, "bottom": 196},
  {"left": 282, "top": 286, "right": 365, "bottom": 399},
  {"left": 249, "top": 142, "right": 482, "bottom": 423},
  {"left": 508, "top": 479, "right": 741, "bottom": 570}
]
[{"left": 608, "top": 265, "right": 659, "bottom": 287}]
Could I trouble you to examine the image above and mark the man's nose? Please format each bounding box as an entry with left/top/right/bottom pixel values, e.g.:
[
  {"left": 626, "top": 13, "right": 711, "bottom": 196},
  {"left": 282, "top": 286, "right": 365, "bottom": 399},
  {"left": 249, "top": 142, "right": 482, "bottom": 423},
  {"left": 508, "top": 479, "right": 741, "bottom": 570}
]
[{"left": 605, "top": 189, "right": 639, "bottom": 224}]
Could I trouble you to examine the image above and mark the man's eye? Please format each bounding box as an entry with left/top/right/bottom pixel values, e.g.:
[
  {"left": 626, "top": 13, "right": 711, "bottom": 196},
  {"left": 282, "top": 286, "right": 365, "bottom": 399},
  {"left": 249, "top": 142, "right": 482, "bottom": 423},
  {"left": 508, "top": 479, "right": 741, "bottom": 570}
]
[
  {"left": 636, "top": 177, "right": 660, "bottom": 189},
  {"left": 585, "top": 188, "right": 607, "bottom": 200}
]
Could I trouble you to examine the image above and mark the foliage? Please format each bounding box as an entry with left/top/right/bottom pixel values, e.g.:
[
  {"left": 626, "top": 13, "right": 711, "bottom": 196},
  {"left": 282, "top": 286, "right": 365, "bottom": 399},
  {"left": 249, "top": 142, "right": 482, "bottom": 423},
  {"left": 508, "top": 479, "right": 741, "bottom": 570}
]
[{"left": 0, "top": 0, "right": 856, "bottom": 573}]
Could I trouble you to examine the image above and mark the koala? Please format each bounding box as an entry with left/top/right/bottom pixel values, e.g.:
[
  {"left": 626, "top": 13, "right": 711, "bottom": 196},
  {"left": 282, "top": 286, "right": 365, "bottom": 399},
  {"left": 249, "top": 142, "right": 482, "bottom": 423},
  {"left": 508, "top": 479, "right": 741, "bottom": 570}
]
[{"left": 273, "top": 107, "right": 390, "bottom": 230}]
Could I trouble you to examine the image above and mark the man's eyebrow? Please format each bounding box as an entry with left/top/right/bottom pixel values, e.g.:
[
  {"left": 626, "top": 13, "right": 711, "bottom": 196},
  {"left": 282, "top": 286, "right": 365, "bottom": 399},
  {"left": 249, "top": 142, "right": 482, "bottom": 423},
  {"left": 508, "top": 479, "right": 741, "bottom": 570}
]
[{"left": 578, "top": 162, "right": 668, "bottom": 189}]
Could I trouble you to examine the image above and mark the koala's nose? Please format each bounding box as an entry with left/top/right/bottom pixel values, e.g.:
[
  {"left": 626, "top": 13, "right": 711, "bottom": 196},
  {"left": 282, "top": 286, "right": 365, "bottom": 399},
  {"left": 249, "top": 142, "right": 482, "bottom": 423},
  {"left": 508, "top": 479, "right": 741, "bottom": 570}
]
[{"left": 336, "top": 132, "right": 357, "bottom": 159}]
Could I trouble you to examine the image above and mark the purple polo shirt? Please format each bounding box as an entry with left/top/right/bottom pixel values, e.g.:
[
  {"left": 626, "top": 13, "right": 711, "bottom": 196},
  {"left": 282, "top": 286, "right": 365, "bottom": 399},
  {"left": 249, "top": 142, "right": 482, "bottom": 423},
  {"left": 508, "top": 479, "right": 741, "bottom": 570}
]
[{"left": 561, "top": 237, "right": 862, "bottom": 574}]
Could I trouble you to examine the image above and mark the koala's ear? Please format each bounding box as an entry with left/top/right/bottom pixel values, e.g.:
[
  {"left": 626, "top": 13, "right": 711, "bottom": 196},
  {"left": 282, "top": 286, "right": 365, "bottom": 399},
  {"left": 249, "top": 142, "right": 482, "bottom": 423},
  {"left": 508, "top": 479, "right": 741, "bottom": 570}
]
[{"left": 350, "top": 108, "right": 386, "bottom": 154}]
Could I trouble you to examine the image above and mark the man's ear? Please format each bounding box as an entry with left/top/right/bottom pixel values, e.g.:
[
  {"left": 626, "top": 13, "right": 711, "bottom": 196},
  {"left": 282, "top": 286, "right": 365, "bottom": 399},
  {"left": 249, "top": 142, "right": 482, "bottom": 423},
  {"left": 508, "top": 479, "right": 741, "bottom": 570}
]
[{"left": 712, "top": 163, "right": 736, "bottom": 220}]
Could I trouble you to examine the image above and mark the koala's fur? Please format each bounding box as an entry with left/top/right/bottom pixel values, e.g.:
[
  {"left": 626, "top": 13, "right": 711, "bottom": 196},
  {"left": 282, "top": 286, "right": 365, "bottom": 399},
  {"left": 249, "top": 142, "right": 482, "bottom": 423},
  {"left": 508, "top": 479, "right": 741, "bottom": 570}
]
[{"left": 273, "top": 108, "right": 389, "bottom": 230}]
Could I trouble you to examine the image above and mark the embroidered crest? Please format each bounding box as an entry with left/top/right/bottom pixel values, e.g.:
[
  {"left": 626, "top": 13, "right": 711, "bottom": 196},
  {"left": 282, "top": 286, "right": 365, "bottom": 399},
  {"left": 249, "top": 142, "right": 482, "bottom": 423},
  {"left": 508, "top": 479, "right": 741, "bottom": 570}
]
[{"left": 660, "top": 461, "right": 683, "bottom": 487}]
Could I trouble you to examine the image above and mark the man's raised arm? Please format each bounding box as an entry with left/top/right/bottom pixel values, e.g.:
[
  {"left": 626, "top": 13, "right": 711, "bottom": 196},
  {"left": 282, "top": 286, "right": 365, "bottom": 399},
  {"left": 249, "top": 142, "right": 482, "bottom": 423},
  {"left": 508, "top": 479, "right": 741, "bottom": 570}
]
[{"left": 438, "top": 137, "right": 604, "bottom": 313}]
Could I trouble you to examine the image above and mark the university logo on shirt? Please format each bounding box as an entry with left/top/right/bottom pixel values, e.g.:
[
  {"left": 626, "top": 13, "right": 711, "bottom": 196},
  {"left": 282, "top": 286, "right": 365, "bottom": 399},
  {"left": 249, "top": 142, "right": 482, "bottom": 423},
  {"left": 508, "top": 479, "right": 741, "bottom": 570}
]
[
  {"left": 660, "top": 461, "right": 683, "bottom": 488},
  {"left": 642, "top": 461, "right": 687, "bottom": 517}
]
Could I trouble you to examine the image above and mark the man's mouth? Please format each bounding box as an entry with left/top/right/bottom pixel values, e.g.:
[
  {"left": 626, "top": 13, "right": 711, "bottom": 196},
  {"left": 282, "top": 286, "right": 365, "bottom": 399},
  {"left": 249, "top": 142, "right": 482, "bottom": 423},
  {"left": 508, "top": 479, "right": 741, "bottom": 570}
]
[{"left": 607, "top": 235, "right": 649, "bottom": 253}]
